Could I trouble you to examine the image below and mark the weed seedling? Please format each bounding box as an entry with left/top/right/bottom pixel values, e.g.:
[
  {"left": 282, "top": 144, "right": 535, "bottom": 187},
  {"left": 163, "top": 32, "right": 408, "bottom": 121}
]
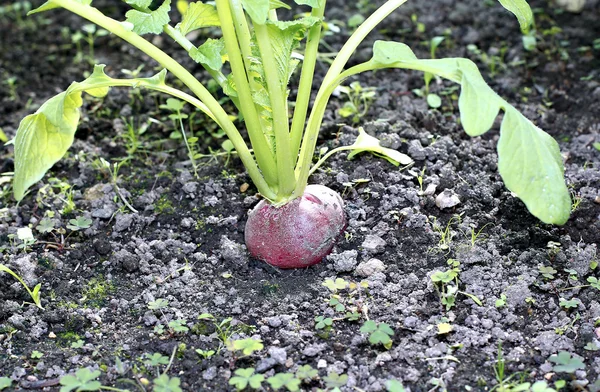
[
  {"left": 336, "top": 81, "right": 376, "bottom": 124},
  {"left": 266, "top": 373, "right": 301, "bottom": 392},
  {"left": 229, "top": 368, "right": 265, "bottom": 391},
  {"left": 430, "top": 259, "right": 482, "bottom": 310},
  {"left": 12, "top": 0, "right": 572, "bottom": 270},
  {"left": 0, "top": 263, "right": 43, "bottom": 309},
  {"left": 548, "top": 351, "right": 585, "bottom": 374},
  {"left": 360, "top": 320, "right": 394, "bottom": 349},
  {"left": 152, "top": 374, "right": 182, "bottom": 392}
]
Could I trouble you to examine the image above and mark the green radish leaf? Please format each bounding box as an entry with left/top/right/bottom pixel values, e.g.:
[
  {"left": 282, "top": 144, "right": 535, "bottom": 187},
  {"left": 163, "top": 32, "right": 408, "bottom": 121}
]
[
  {"left": 359, "top": 40, "right": 570, "bottom": 224},
  {"left": 13, "top": 65, "right": 172, "bottom": 201},
  {"left": 265, "top": 18, "right": 319, "bottom": 93},
  {"left": 498, "top": 107, "right": 571, "bottom": 225},
  {"left": 496, "top": 0, "right": 534, "bottom": 33},
  {"left": 294, "top": 0, "right": 320, "bottom": 7},
  {"left": 347, "top": 128, "right": 413, "bottom": 166},
  {"left": 241, "top": 0, "right": 270, "bottom": 24},
  {"left": 13, "top": 93, "right": 82, "bottom": 202},
  {"left": 270, "top": 0, "right": 291, "bottom": 10},
  {"left": 178, "top": 1, "right": 220, "bottom": 35},
  {"left": 125, "top": 0, "right": 153, "bottom": 7},
  {"left": 189, "top": 38, "right": 225, "bottom": 71},
  {"left": 28, "top": 0, "right": 92, "bottom": 15},
  {"left": 125, "top": 0, "right": 171, "bottom": 35}
]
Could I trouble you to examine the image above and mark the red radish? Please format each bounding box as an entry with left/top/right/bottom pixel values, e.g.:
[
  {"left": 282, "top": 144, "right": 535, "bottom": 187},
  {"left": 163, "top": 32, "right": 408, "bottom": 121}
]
[{"left": 245, "top": 185, "right": 346, "bottom": 268}]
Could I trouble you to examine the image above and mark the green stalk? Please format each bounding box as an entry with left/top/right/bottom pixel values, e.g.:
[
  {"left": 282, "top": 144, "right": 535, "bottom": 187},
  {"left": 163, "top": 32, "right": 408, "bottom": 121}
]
[
  {"left": 229, "top": 0, "right": 255, "bottom": 78},
  {"left": 216, "top": 0, "right": 279, "bottom": 189},
  {"left": 290, "top": 0, "right": 326, "bottom": 166},
  {"left": 49, "top": 0, "right": 277, "bottom": 200},
  {"left": 294, "top": 0, "right": 409, "bottom": 195},
  {"left": 254, "top": 23, "right": 296, "bottom": 199}
]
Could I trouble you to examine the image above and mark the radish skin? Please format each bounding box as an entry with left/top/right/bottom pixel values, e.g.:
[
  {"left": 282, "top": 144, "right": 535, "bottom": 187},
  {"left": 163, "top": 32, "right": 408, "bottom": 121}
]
[{"left": 245, "top": 185, "right": 346, "bottom": 268}]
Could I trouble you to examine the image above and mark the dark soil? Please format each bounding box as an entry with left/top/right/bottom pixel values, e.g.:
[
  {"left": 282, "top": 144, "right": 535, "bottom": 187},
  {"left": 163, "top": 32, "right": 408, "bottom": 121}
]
[{"left": 1, "top": 0, "right": 600, "bottom": 391}]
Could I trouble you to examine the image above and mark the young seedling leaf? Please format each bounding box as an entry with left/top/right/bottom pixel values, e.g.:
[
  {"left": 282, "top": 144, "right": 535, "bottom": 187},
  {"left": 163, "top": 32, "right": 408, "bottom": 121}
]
[
  {"left": 241, "top": 0, "right": 270, "bottom": 24},
  {"left": 231, "top": 338, "right": 264, "bottom": 355},
  {"left": 229, "top": 368, "right": 265, "bottom": 391},
  {"left": 295, "top": 364, "right": 318, "bottom": 381},
  {"left": 59, "top": 368, "right": 102, "bottom": 392},
  {"left": 178, "top": 1, "right": 220, "bottom": 35},
  {"left": 323, "top": 372, "right": 348, "bottom": 388},
  {"left": 548, "top": 351, "right": 585, "bottom": 373},
  {"left": 153, "top": 374, "right": 182, "bottom": 392},
  {"left": 266, "top": 373, "right": 301, "bottom": 392},
  {"left": 495, "top": 0, "right": 534, "bottom": 33},
  {"left": 0, "top": 264, "right": 43, "bottom": 309},
  {"left": 125, "top": 0, "right": 172, "bottom": 35},
  {"left": 357, "top": 40, "right": 570, "bottom": 224},
  {"left": 347, "top": 128, "right": 413, "bottom": 166},
  {"left": 189, "top": 38, "right": 225, "bottom": 71}
]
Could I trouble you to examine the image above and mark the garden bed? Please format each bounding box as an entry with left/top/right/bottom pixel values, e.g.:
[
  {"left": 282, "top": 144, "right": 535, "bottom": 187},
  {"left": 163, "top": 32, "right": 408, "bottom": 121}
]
[{"left": 1, "top": 0, "right": 599, "bottom": 391}]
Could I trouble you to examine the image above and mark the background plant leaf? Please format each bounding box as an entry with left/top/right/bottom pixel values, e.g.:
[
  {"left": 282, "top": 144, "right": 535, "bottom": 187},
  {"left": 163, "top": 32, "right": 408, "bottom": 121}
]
[{"left": 125, "top": 0, "right": 171, "bottom": 35}]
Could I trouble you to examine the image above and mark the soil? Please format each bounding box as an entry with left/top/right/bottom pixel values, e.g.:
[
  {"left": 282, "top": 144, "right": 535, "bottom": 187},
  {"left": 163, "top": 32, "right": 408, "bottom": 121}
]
[{"left": 1, "top": 0, "right": 600, "bottom": 391}]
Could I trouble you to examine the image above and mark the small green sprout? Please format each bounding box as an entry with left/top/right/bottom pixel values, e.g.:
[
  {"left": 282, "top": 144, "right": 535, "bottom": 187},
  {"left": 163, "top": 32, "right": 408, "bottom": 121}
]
[
  {"left": 360, "top": 320, "right": 394, "bottom": 349},
  {"left": 539, "top": 266, "right": 557, "bottom": 280},
  {"left": 322, "top": 278, "right": 349, "bottom": 293},
  {"left": 229, "top": 368, "right": 265, "bottom": 391},
  {"left": 559, "top": 298, "right": 579, "bottom": 310},
  {"left": 167, "top": 319, "right": 189, "bottom": 333},
  {"left": 71, "top": 340, "right": 85, "bottom": 349},
  {"left": 195, "top": 348, "right": 215, "bottom": 359},
  {"left": 548, "top": 351, "right": 585, "bottom": 374},
  {"left": 266, "top": 373, "right": 301, "bottom": 392},
  {"left": 153, "top": 374, "right": 182, "bottom": 392},
  {"left": 30, "top": 350, "right": 43, "bottom": 359},
  {"left": 495, "top": 294, "right": 507, "bottom": 308},
  {"left": 229, "top": 338, "right": 264, "bottom": 356},
  {"left": 36, "top": 218, "right": 56, "bottom": 233},
  {"left": 323, "top": 372, "right": 348, "bottom": 389},
  {"left": 588, "top": 277, "right": 600, "bottom": 290},
  {"left": 66, "top": 216, "right": 93, "bottom": 231},
  {"left": 59, "top": 368, "right": 102, "bottom": 392},
  {"left": 0, "top": 264, "right": 43, "bottom": 309},
  {"left": 295, "top": 365, "right": 318, "bottom": 382},
  {"left": 143, "top": 353, "right": 170, "bottom": 367},
  {"left": 314, "top": 316, "right": 333, "bottom": 330},
  {"left": 148, "top": 298, "right": 169, "bottom": 310}
]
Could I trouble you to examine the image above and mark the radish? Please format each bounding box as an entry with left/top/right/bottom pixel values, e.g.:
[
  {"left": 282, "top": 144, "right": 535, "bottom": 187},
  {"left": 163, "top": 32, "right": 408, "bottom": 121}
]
[{"left": 245, "top": 185, "right": 346, "bottom": 269}]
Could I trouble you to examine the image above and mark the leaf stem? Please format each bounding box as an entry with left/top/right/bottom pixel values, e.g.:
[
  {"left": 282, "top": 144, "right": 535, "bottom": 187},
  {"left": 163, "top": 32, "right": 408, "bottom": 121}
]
[
  {"left": 294, "top": 0, "right": 409, "bottom": 195},
  {"left": 290, "top": 0, "right": 326, "bottom": 168},
  {"left": 216, "top": 0, "right": 279, "bottom": 189}
]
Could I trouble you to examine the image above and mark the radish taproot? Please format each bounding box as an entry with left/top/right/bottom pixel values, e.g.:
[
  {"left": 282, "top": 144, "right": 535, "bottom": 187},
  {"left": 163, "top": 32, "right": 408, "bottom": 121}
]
[{"left": 245, "top": 185, "right": 346, "bottom": 269}]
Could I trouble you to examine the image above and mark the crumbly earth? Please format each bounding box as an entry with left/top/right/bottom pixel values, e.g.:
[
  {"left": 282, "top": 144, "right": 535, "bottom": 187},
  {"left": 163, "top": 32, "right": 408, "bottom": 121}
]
[{"left": 1, "top": 0, "right": 599, "bottom": 391}]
